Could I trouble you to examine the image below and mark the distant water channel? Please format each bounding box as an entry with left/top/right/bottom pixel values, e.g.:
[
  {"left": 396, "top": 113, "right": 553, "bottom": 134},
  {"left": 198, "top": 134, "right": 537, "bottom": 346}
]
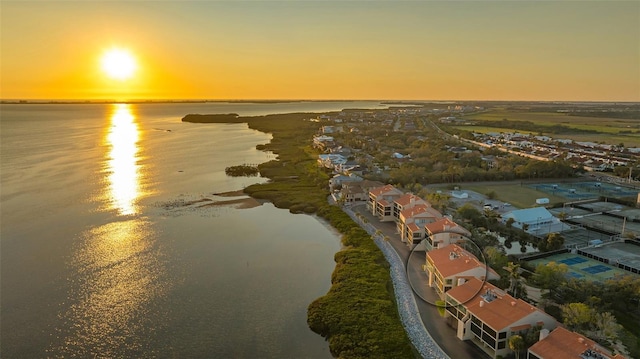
[{"left": 0, "top": 101, "right": 388, "bottom": 358}]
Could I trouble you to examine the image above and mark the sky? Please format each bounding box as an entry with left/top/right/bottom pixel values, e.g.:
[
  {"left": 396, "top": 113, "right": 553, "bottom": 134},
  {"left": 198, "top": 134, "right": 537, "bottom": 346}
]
[{"left": 1, "top": 1, "right": 639, "bottom": 102}]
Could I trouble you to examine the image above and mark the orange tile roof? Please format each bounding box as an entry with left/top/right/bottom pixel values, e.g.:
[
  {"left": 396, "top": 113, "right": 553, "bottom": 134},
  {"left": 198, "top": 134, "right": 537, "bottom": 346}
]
[
  {"left": 407, "top": 222, "right": 421, "bottom": 232},
  {"left": 427, "top": 244, "right": 496, "bottom": 278},
  {"left": 369, "top": 184, "right": 399, "bottom": 197},
  {"left": 447, "top": 278, "right": 550, "bottom": 331},
  {"left": 528, "top": 327, "right": 623, "bottom": 359},
  {"left": 425, "top": 217, "right": 469, "bottom": 235},
  {"left": 424, "top": 207, "right": 443, "bottom": 218},
  {"left": 394, "top": 193, "right": 426, "bottom": 206},
  {"left": 400, "top": 204, "right": 429, "bottom": 219}
]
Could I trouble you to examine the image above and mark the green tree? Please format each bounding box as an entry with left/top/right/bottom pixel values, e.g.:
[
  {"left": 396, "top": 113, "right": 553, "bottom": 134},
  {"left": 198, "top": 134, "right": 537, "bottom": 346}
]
[
  {"left": 456, "top": 203, "right": 485, "bottom": 227},
  {"left": 592, "top": 311, "right": 622, "bottom": 347},
  {"left": 506, "top": 262, "right": 522, "bottom": 298},
  {"left": 562, "top": 302, "right": 594, "bottom": 331},
  {"left": 506, "top": 217, "right": 515, "bottom": 228},
  {"left": 508, "top": 335, "right": 525, "bottom": 359},
  {"left": 533, "top": 262, "right": 568, "bottom": 295},
  {"left": 484, "top": 246, "right": 508, "bottom": 270}
]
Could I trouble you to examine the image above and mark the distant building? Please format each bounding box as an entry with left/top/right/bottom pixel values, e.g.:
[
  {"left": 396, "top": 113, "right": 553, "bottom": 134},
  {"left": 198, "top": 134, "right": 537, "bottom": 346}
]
[
  {"left": 368, "top": 185, "right": 404, "bottom": 222},
  {"left": 340, "top": 180, "right": 384, "bottom": 203},
  {"left": 393, "top": 194, "right": 429, "bottom": 221},
  {"left": 397, "top": 204, "right": 442, "bottom": 246},
  {"left": 501, "top": 207, "right": 570, "bottom": 236}
]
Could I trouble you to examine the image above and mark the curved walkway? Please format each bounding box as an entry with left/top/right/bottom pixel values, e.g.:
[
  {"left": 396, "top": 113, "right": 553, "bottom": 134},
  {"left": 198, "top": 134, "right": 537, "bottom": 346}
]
[{"left": 342, "top": 205, "right": 449, "bottom": 359}]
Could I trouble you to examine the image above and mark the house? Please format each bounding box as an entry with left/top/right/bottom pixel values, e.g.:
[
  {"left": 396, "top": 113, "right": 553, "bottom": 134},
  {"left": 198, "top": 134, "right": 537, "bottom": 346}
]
[
  {"left": 424, "top": 217, "right": 471, "bottom": 251},
  {"left": 393, "top": 193, "right": 429, "bottom": 221},
  {"left": 397, "top": 205, "right": 442, "bottom": 246},
  {"left": 340, "top": 180, "right": 384, "bottom": 203},
  {"left": 368, "top": 185, "right": 404, "bottom": 222},
  {"left": 527, "top": 327, "right": 627, "bottom": 359},
  {"left": 317, "top": 153, "right": 346, "bottom": 169},
  {"left": 313, "top": 135, "right": 334, "bottom": 150},
  {"left": 445, "top": 278, "right": 557, "bottom": 359},
  {"left": 425, "top": 244, "right": 500, "bottom": 298},
  {"left": 329, "top": 174, "right": 362, "bottom": 190}
]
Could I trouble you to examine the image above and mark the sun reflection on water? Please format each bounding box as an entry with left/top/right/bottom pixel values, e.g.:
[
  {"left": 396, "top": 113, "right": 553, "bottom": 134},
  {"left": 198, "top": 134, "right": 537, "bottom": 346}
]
[
  {"left": 106, "top": 104, "right": 140, "bottom": 215},
  {"left": 53, "top": 219, "right": 167, "bottom": 357}
]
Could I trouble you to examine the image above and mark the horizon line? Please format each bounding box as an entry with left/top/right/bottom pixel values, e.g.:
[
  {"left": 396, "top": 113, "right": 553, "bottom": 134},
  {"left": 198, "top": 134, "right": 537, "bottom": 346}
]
[{"left": 2, "top": 98, "right": 639, "bottom": 104}]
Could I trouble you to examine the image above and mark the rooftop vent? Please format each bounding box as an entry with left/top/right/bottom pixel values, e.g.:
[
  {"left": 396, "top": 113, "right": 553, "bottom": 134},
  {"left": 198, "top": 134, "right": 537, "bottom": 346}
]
[{"left": 480, "top": 289, "right": 497, "bottom": 303}]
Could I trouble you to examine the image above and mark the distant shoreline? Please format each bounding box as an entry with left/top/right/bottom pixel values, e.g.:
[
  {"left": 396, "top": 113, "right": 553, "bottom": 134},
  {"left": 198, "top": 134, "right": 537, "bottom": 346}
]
[
  {"left": 0, "top": 99, "right": 369, "bottom": 105},
  {"left": 2, "top": 99, "right": 638, "bottom": 105}
]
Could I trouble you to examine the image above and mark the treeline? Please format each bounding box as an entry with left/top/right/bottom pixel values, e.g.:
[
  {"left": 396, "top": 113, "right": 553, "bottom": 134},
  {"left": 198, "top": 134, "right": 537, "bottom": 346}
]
[
  {"left": 524, "top": 264, "right": 640, "bottom": 358},
  {"left": 567, "top": 111, "right": 640, "bottom": 120},
  {"left": 474, "top": 118, "right": 599, "bottom": 135},
  {"left": 386, "top": 140, "right": 579, "bottom": 187},
  {"left": 182, "top": 113, "right": 241, "bottom": 123}
]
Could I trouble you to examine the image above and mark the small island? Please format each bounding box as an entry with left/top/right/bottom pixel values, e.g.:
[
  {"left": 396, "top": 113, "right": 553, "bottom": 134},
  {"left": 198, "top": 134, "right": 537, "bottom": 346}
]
[
  {"left": 224, "top": 164, "right": 259, "bottom": 177},
  {"left": 182, "top": 113, "right": 241, "bottom": 123}
]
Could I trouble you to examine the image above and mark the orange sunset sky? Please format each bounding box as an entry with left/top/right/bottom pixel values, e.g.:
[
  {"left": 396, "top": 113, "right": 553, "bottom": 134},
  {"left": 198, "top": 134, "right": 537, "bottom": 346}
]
[{"left": 1, "top": 1, "right": 639, "bottom": 102}]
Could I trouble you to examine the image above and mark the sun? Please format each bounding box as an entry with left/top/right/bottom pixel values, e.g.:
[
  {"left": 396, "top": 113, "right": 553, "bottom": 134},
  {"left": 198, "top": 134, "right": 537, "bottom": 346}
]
[{"left": 101, "top": 48, "right": 137, "bottom": 80}]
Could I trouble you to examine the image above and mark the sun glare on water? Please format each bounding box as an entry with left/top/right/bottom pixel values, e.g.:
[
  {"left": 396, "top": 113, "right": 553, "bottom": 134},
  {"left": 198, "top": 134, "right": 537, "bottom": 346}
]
[{"left": 101, "top": 48, "right": 137, "bottom": 80}]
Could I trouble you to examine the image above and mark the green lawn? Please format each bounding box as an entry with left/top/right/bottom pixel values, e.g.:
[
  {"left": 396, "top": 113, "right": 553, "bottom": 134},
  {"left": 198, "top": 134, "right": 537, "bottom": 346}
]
[
  {"left": 455, "top": 110, "right": 640, "bottom": 147},
  {"left": 462, "top": 183, "right": 567, "bottom": 209}
]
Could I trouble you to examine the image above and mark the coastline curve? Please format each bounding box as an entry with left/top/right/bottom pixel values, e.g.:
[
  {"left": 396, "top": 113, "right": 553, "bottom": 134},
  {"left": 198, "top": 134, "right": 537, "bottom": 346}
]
[{"left": 342, "top": 205, "right": 450, "bottom": 359}]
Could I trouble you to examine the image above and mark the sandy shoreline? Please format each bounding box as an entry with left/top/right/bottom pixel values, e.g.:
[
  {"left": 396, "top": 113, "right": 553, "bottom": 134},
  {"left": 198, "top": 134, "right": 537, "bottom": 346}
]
[
  {"left": 213, "top": 190, "right": 246, "bottom": 197},
  {"left": 198, "top": 197, "right": 262, "bottom": 209}
]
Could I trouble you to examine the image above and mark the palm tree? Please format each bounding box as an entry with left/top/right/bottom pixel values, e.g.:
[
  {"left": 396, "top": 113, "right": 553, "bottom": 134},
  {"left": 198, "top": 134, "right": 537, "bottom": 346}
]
[
  {"left": 508, "top": 335, "right": 525, "bottom": 359},
  {"left": 505, "top": 262, "right": 521, "bottom": 298}
]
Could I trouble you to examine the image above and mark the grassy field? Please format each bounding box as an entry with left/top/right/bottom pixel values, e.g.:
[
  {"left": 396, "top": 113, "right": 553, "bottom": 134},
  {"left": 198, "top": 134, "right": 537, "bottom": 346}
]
[
  {"left": 458, "top": 110, "right": 640, "bottom": 147},
  {"left": 461, "top": 183, "right": 567, "bottom": 208}
]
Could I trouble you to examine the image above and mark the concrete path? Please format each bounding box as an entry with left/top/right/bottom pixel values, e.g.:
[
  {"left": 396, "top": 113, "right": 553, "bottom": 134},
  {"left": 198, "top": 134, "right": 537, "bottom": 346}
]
[{"left": 344, "top": 202, "right": 490, "bottom": 359}]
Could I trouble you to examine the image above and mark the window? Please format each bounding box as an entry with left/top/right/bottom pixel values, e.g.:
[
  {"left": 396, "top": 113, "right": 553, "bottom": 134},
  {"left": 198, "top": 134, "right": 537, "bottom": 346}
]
[
  {"left": 484, "top": 325, "right": 496, "bottom": 338},
  {"left": 482, "top": 332, "right": 496, "bottom": 348},
  {"left": 471, "top": 316, "right": 481, "bottom": 326},
  {"left": 497, "top": 340, "right": 506, "bottom": 349},
  {"left": 498, "top": 331, "right": 507, "bottom": 339},
  {"left": 471, "top": 322, "right": 481, "bottom": 337}
]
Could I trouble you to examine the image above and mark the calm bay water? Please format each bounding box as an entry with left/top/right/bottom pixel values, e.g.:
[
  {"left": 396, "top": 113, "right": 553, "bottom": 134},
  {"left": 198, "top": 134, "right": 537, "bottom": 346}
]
[{"left": 0, "top": 101, "right": 387, "bottom": 358}]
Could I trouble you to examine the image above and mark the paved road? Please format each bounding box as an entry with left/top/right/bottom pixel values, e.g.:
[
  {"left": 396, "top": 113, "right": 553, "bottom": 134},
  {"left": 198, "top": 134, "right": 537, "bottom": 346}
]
[{"left": 349, "top": 203, "right": 490, "bottom": 359}]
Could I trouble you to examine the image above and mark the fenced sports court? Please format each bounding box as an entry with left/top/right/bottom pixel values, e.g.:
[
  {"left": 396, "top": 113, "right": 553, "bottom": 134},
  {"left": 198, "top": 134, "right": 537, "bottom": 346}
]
[
  {"left": 530, "top": 181, "right": 638, "bottom": 201},
  {"left": 526, "top": 252, "right": 629, "bottom": 282}
]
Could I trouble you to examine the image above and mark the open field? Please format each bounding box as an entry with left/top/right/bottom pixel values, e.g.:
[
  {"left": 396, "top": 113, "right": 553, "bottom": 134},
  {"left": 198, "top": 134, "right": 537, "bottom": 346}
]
[
  {"left": 459, "top": 183, "right": 567, "bottom": 209},
  {"left": 456, "top": 110, "right": 640, "bottom": 147}
]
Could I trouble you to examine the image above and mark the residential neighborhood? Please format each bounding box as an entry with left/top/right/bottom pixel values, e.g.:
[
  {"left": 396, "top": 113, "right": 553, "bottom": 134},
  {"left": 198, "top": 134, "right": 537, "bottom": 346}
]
[{"left": 313, "top": 105, "right": 639, "bottom": 358}]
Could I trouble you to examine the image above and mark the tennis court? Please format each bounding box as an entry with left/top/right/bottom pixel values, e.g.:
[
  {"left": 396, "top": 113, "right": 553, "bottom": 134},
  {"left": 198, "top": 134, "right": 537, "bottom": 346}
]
[
  {"left": 530, "top": 182, "right": 638, "bottom": 201},
  {"left": 527, "top": 252, "right": 628, "bottom": 282},
  {"left": 557, "top": 256, "right": 587, "bottom": 265}
]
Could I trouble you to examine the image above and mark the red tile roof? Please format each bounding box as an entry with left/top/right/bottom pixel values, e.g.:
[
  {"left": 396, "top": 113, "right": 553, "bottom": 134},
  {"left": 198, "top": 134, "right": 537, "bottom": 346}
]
[
  {"left": 447, "top": 278, "right": 550, "bottom": 331},
  {"left": 425, "top": 217, "right": 469, "bottom": 235},
  {"left": 394, "top": 193, "right": 426, "bottom": 207},
  {"left": 528, "top": 327, "right": 624, "bottom": 359},
  {"left": 427, "top": 244, "right": 497, "bottom": 279},
  {"left": 369, "top": 184, "right": 400, "bottom": 197}
]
